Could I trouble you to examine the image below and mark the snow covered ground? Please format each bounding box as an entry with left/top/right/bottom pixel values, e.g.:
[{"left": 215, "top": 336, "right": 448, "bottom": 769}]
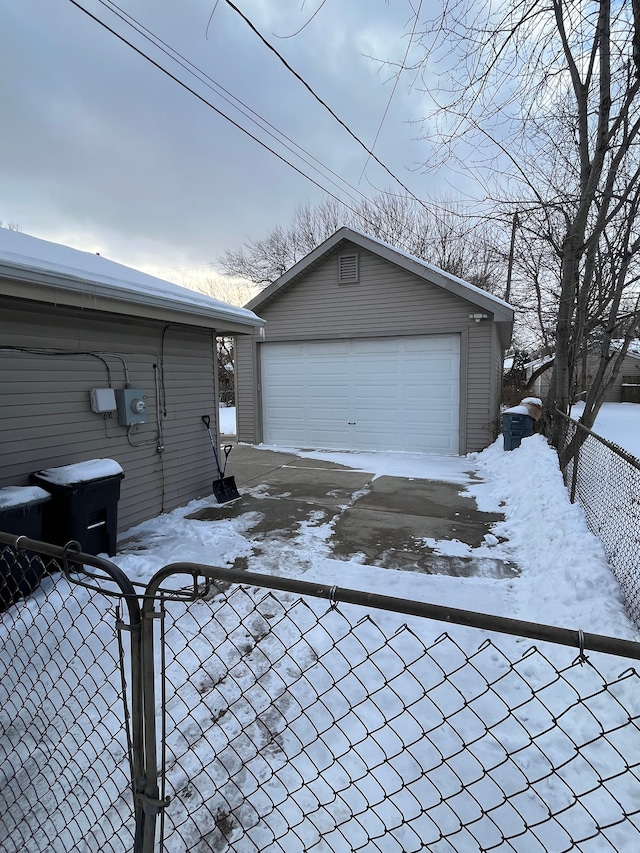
[
  {"left": 224, "top": 400, "right": 640, "bottom": 459},
  {"left": 219, "top": 404, "right": 238, "bottom": 436},
  {"left": 571, "top": 401, "right": 640, "bottom": 458},
  {"left": 117, "top": 436, "right": 640, "bottom": 853},
  {"left": 122, "top": 415, "right": 638, "bottom": 639},
  {"left": 3, "top": 404, "right": 640, "bottom": 851}
]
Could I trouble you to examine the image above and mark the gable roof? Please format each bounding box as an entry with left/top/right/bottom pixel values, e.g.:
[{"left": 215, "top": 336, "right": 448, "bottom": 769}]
[
  {"left": 247, "top": 226, "right": 514, "bottom": 346},
  {"left": 0, "top": 229, "right": 264, "bottom": 334}
]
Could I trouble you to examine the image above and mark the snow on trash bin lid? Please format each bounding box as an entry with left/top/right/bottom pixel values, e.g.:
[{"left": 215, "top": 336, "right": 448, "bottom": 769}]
[
  {"left": 503, "top": 405, "right": 532, "bottom": 415},
  {"left": 505, "top": 397, "right": 543, "bottom": 420},
  {"left": 0, "top": 485, "right": 51, "bottom": 509},
  {"left": 34, "top": 459, "right": 124, "bottom": 486}
]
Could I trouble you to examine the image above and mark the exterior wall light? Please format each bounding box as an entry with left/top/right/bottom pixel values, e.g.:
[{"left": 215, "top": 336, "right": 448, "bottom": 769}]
[{"left": 469, "top": 313, "right": 489, "bottom": 322}]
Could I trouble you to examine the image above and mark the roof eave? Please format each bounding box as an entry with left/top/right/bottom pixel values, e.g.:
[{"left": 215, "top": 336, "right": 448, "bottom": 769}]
[
  {"left": 246, "top": 233, "right": 349, "bottom": 311},
  {"left": 0, "top": 262, "right": 265, "bottom": 334},
  {"left": 247, "top": 227, "right": 515, "bottom": 327}
]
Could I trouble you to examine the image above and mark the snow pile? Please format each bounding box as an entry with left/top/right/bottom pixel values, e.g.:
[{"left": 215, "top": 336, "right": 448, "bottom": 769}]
[
  {"left": 0, "top": 580, "right": 135, "bottom": 851},
  {"left": 3, "top": 428, "right": 640, "bottom": 851},
  {"left": 219, "top": 406, "right": 237, "bottom": 435},
  {"left": 502, "top": 403, "right": 531, "bottom": 415},
  {"left": 469, "top": 434, "right": 633, "bottom": 638},
  {"left": 271, "top": 447, "right": 475, "bottom": 485}
]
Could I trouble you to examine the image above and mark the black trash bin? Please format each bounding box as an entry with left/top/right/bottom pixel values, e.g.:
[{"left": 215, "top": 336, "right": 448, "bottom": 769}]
[
  {"left": 0, "top": 485, "right": 52, "bottom": 610},
  {"left": 31, "top": 459, "right": 124, "bottom": 557},
  {"left": 501, "top": 412, "right": 535, "bottom": 451}
]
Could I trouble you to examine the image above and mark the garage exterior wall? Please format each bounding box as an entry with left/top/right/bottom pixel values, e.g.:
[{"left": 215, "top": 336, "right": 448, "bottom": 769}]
[
  {"left": 236, "top": 242, "right": 501, "bottom": 453},
  {"left": 0, "top": 296, "right": 220, "bottom": 533}
]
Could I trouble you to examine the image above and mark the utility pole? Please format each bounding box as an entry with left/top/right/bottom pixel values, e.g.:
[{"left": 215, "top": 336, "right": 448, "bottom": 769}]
[{"left": 505, "top": 211, "right": 519, "bottom": 303}]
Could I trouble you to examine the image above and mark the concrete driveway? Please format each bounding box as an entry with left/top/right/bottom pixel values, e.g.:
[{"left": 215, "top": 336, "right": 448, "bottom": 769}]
[{"left": 188, "top": 444, "right": 518, "bottom": 579}]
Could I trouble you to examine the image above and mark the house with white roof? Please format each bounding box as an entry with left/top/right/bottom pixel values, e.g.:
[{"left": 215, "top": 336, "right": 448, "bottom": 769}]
[
  {"left": 235, "top": 227, "right": 514, "bottom": 455},
  {"left": 0, "top": 228, "right": 264, "bottom": 539}
]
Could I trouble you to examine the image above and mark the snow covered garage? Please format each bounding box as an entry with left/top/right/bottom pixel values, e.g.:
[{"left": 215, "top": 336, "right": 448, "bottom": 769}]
[
  {"left": 0, "top": 229, "right": 263, "bottom": 534},
  {"left": 235, "top": 228, "right": 514, "bottom": 454}
]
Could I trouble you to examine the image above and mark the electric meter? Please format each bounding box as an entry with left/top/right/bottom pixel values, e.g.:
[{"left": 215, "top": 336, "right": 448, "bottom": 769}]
[{"left": 115, "top": 389, "right": 147, "bottom": 425}]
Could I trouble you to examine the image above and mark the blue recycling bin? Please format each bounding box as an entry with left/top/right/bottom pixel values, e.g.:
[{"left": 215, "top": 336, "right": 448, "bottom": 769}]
[
  {"left": 502, "top": 412, "right": 535, "bottom": 451},
  {"left": 30, "top": 459, "right": 124, "bottom": 556},
  {"left": 0, "top": 486, "right": 52, "bottom": 610}
]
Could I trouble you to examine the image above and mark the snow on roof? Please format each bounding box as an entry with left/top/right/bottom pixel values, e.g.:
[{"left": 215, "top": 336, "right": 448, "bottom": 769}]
[
  {"left": 527, "top": 342, "right": 640, "bottom": 371},
  {"left": 525, "top": 354, "right": 554, "bottom": 371},
  {"left": 33, "top": 458, "right": 124, "bottom": 486},
  {"left": 345, "top": 226, "right": 514, "bottom": 314},
  {"left": 0, "top": 228, "right": 264, "bottom": 330}
]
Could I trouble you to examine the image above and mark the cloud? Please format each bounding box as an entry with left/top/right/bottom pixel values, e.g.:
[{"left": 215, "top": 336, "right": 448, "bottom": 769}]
[{"left": 0, "top": 0, "right": 441, "bottom": 276}]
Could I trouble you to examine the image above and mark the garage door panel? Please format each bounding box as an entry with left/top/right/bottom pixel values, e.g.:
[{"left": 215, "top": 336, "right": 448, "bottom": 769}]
[
  {"left": 263, "top": 365, "right": 307, "bottom": 382},
  {"left": 263, "top": 409, "right": 305, "bottom": 425},
  {"left": 308, "top": 405, "right": 351, "bottom": 421},
  {"left": 353, "top": 338, "right": 399, "bottom": 353},
  {"left": 260, "top": 336, "right": 459, "bottom": 453}
]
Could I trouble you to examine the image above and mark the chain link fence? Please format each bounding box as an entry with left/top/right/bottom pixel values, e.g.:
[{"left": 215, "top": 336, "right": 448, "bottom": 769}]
[
  {"left": 3, "top": 539, "right": 640, "bottom": 851},
  {"left": 0, "top": 538, "right": 140, "bottom": 852},
  {"left": 558, "top": 413, "right": 640, "bottom": 627},
  {"left": 147, "top": 565, "right": 640, "bottom": 853}
]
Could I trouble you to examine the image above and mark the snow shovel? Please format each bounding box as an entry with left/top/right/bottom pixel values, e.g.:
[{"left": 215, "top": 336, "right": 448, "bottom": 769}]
[{"left": 201, "top": 415, "right": 240, "bottom": 503}]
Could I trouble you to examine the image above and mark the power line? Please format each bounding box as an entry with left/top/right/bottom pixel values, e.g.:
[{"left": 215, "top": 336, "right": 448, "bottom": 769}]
[
  {"left": 96, "top": 0, "right": 377, "bottom": 211},
  {"left": 359, "top": 0, "right": 424, "bottom": 183},
  {"left": 66, "top": 0, "right": 474, "bottom": 254},
  {"left": 221, "top": 0, "right": 446, "bottom": 223},
  {"left": 67, "top": 0, "right": 375, "bottom": 223},
  {"left": 272, "top": 0, "right": 330, "bottom": 39}
]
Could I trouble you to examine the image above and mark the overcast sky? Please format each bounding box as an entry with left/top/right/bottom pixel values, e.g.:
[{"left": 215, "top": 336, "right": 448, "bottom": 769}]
[{"left": 0, "top": 1, "right": 459, "bottom": 282}]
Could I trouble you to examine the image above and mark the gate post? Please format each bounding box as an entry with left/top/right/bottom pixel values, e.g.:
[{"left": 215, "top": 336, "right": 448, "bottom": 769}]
[{"left": 138, "top": 575, "right": 173, "bottom": 852}]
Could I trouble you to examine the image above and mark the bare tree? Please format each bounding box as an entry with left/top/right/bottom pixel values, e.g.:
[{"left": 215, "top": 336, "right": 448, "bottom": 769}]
[
  {"left": 414, "top": 0, "right": 640, "bottom": 447},
  {"left": 217, "top": 336, "right": 235, "bottom": 406},
  {"left": 171, "top": 269, "right": 260, "bottom": 307},
  {"left": 218, "top": 199, "right": 343, "bottom": 285},
  {"left": 218, "top": 191, "right": 506, "bottom": 295}
]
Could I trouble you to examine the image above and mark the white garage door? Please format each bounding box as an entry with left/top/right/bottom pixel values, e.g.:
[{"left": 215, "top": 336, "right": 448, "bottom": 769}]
[{"left": 260, "top": 336, "right": 460, "bottom": 454}]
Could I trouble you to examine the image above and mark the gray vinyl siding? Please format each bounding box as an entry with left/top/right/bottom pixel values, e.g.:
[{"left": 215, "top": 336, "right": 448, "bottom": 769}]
[
  {"left": 1, "top": 298, "right": 219, "bottom": 534},
  {"left": 235, "top": 334, "right": 257, "bottom": 443},
  {"left": 490, "top": 323, "right": 505, "bottom": 437},
  {"left": 465, "top": 323, "right": 495, "bottom": 451},
  {"left": 255, "top": 246, "right": 478, "bottom": 337},
  {"left": 532, "top": 352, "right": 640, "bottom": 403},
  {"left": 237, "top": 243, "right": 500, "bottom": 452},
  {"left": 604, "top": 354, "right": 640, "bottom": 402}
]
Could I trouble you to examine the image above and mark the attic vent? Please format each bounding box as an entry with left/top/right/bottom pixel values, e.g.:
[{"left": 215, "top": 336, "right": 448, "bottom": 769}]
[{"left": 338, "top": 253, "right": 359, "bottom": 284}]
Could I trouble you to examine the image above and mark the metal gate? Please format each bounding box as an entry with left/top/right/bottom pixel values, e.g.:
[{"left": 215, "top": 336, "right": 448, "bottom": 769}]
[
  {"left": 0, "top": 533, "right": 145, "bottom": 851},
  {"left": 2, "top": 535, "right": 640, "bottom": 851},
  {"left": 145, "top": 564, "right": 640, "bottom": 852}
]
